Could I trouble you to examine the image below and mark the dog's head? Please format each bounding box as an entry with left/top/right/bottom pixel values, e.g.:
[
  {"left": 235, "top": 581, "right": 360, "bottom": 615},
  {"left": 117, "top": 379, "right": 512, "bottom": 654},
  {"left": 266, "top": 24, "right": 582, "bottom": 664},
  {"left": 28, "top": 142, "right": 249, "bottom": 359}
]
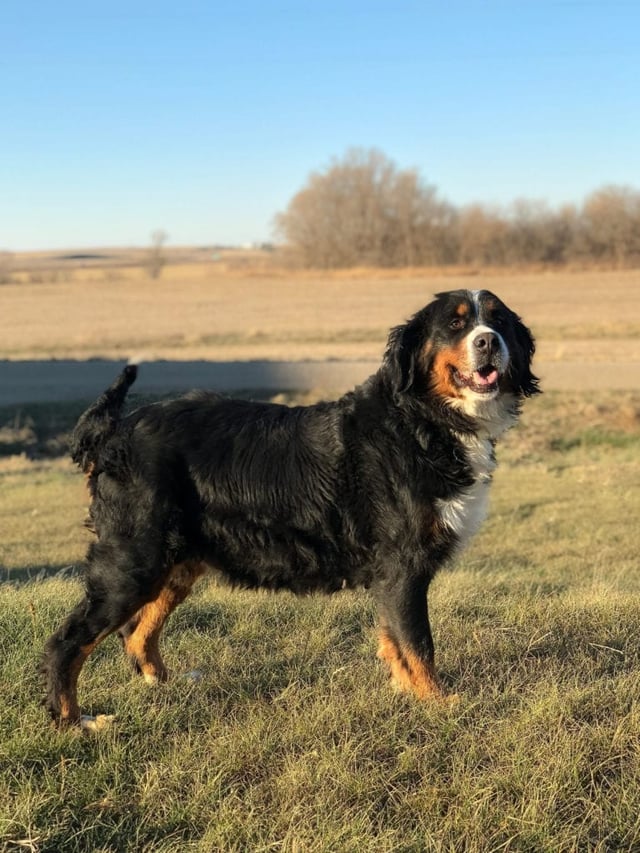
[{"left": 384, "top": 289, "right": 540, "bottom": 415}]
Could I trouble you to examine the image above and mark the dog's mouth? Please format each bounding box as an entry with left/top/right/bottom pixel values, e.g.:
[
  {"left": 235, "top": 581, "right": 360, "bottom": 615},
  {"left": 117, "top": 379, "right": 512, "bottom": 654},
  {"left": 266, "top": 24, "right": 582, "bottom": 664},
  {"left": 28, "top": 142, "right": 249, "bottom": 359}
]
[{"left": 452, "top": 364, "right": 501, "bottom": 395}]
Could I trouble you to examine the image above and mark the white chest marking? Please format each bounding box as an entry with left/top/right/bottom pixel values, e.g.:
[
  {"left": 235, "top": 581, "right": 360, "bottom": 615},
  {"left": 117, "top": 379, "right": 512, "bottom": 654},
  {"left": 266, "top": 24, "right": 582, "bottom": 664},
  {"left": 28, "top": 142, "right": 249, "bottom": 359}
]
[{"left": 437, "top": 435, "right": 496, "bottom": 557}]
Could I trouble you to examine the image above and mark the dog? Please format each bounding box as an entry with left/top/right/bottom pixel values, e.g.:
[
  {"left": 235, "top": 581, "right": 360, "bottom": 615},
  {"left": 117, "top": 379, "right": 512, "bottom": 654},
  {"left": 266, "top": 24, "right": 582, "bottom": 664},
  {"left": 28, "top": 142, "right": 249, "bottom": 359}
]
[{"left": 42, "top": 289, "right": 539, "bottom": 726}]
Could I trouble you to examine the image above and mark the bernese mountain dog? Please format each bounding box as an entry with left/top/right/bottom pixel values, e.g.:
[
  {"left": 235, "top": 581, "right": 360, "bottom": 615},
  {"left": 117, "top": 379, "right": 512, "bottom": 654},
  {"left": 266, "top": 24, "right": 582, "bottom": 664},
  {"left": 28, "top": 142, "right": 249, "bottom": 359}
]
[{"left": 42, "top": 289, "right": 539, "bottom": 727}]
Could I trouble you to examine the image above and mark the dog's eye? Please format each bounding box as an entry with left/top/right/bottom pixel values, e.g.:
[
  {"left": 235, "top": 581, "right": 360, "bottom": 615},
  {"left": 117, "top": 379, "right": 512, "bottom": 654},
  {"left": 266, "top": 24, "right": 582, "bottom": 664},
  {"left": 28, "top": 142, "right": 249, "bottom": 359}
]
[{"left": 449, "top": 318, "right": 466, "bottom": 331}]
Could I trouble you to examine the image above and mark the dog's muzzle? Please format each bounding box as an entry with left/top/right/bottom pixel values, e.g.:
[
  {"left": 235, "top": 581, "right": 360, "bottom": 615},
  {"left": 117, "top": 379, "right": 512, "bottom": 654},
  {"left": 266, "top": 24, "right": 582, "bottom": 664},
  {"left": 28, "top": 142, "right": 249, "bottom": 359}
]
[{"left": 453, "top": 327, "right": 509, "bottom": 395}]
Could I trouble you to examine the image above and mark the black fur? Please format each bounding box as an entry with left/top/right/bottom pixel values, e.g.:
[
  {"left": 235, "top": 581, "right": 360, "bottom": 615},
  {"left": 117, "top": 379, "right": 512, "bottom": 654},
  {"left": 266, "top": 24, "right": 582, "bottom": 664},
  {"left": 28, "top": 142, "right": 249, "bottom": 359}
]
[{"left": 42, "top": 290, "right": 539, "bottom": 724}]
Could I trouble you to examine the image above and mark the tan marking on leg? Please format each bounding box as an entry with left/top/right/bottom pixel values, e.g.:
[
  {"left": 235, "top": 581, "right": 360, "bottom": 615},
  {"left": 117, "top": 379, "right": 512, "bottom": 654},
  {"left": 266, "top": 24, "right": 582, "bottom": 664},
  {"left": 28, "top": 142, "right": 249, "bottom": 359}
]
[
  {"left": 124, "top": 562, "right": 205, "bottom": 684},
  {"left": 399, "top": 643, "right": 443, "bottom": 699},
  {"left": 377, "top": 629, "right": 444, "bottom": 701},
  {"left": 58, "top": 631, "right": 111, "bottom": 723}
]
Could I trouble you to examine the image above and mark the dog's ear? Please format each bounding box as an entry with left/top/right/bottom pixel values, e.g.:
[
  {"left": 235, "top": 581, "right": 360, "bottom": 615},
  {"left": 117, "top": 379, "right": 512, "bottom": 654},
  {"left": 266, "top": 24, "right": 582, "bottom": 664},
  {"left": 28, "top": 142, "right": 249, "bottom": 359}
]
[
  {"left": 508, "top": 315, "right": 541, "bottom": 397},
  {"left": 383, "top": 308, "right": 429, "bottom": 395}
]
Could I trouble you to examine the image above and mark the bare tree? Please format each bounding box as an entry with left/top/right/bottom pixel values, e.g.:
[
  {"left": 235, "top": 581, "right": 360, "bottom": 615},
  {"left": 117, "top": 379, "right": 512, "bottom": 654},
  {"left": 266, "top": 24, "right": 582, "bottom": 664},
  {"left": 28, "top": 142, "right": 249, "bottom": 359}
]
[
  {"left": 543, "top": 204, "right": 579, "bottom": 264},
  {"left": 275, "top": 148, "right": 446, "bottom": 268},
  {"left": 458, "top": 201, "right": 578, "bottom": 267},
  {"left": 457, "top": 205, "right": 509, "bottom": 266},
  {"left": 276, "top": 148, "right": 640, "bottom": 269},
  {"left": 579, "top": 186, "right": 640, "bottom": 266},
  {"left": 146, "top": 229, "right": 169, "bottom": 279}
]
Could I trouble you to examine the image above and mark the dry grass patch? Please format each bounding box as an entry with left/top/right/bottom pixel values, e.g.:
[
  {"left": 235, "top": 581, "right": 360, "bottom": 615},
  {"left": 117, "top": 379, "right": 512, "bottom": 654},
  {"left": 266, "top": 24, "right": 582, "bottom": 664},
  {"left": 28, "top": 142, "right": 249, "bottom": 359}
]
[
  {"left": 0, "top": 456, "right": 87, "bottom": 580},
  {"left": 1, "top": 391, "right": 640, "bottom": 850},
  {"left": 2, "top": 266, "right": 640, "bottom": 362}
]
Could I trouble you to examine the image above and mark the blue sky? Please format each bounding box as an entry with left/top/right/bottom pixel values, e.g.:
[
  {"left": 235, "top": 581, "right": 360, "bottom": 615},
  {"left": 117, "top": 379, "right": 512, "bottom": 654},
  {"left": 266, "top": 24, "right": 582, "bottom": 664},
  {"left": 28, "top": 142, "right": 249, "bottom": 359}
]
[{"left": 2, "top": 0, "right": 639, "bottom": 250}]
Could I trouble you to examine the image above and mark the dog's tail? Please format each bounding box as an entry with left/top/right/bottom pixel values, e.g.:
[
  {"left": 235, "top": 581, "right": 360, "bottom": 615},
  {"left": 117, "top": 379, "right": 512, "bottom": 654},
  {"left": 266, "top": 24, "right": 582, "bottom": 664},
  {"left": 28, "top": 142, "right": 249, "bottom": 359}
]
[{"left": 70, "top": 364, "right": 138, "bottom": 472}]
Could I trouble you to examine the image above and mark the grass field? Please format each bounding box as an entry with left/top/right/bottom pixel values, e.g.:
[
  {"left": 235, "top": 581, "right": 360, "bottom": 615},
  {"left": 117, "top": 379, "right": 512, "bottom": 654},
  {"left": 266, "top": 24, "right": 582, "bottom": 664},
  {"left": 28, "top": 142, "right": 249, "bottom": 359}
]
[
  {"left": 1, "top": 261, "right": 640, "bottom": 851},
  {"left": 1, "top": 386, "right": 640, "bottom": 852}
]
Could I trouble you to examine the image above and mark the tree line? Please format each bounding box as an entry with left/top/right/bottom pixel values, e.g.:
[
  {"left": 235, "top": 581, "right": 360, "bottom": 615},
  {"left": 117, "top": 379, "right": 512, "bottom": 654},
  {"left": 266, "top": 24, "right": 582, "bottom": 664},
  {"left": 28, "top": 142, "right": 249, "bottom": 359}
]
[{"left": 275, "top": 149, "right": 640, "bottom": 269}]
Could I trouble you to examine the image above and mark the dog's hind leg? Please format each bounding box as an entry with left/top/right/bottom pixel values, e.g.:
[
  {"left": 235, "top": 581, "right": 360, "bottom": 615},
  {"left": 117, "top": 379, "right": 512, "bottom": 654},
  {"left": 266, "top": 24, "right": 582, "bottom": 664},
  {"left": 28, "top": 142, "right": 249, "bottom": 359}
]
[
  {"left": 119, "top": 561, "right": 206, "bottom": 685},
  {"left": 374, "top": 573, "right": 445, "bottom": 701},
  {"left": 42, "top": 538, "right": 167, "bottom": 727}
]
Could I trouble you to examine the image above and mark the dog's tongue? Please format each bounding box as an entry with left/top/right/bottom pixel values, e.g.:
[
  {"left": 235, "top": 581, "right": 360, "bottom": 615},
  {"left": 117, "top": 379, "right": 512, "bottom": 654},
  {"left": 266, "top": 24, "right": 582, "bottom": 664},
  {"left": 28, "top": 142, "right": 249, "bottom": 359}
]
[{"left": 473, "top": 368, "right": 499, "bottom": 386}]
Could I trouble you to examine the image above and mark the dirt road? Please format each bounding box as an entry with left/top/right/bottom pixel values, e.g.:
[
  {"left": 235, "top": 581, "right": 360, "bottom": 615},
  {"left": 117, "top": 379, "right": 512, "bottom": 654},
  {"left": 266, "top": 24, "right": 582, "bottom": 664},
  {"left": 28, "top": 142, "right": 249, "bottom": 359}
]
[{"left": 1, "top": 357, "right": 636, "bottom": 406}]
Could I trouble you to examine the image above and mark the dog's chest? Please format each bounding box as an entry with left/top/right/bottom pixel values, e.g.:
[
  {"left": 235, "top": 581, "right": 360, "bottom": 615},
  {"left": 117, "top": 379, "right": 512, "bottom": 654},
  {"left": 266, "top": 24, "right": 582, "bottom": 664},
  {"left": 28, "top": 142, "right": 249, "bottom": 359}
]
[{"left": 436, "top": 435, "right": 496, "bottom": 555}]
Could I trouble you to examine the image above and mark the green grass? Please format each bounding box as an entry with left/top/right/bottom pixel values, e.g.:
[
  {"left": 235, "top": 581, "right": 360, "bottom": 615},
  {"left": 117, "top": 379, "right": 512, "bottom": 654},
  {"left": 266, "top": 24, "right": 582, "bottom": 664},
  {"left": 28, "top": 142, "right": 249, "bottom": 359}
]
[{"left": 1, "top": 391, "right": 640, "bottom": 852}]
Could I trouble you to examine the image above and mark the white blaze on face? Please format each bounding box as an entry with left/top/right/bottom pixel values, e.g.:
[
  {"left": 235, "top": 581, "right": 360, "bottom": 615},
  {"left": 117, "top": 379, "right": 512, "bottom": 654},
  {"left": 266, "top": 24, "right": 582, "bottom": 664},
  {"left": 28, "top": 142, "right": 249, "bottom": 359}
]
[
  {"left": 464, "top": 323, "right": 510, "bottom": 375},
  {"left": 470, "top": 289, "right": 483, "bottom": 310},
  {"left": 449, "top": 297, "right": 518, "bottom": 427}
]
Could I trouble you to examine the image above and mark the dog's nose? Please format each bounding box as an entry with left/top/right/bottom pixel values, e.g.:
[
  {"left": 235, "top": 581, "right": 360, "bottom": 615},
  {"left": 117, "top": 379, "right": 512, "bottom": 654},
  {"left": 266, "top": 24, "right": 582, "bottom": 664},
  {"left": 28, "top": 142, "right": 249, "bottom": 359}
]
[{"left": 473, "top": 331, "right": 498, "bottom": 353}]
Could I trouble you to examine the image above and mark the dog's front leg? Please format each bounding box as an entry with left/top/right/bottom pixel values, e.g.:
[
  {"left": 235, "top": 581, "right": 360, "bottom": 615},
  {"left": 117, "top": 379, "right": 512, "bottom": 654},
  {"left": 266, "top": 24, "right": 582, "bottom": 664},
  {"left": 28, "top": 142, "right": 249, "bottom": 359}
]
[{"left": 373, "top": 570, "right": 445, "bottom": 700}]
